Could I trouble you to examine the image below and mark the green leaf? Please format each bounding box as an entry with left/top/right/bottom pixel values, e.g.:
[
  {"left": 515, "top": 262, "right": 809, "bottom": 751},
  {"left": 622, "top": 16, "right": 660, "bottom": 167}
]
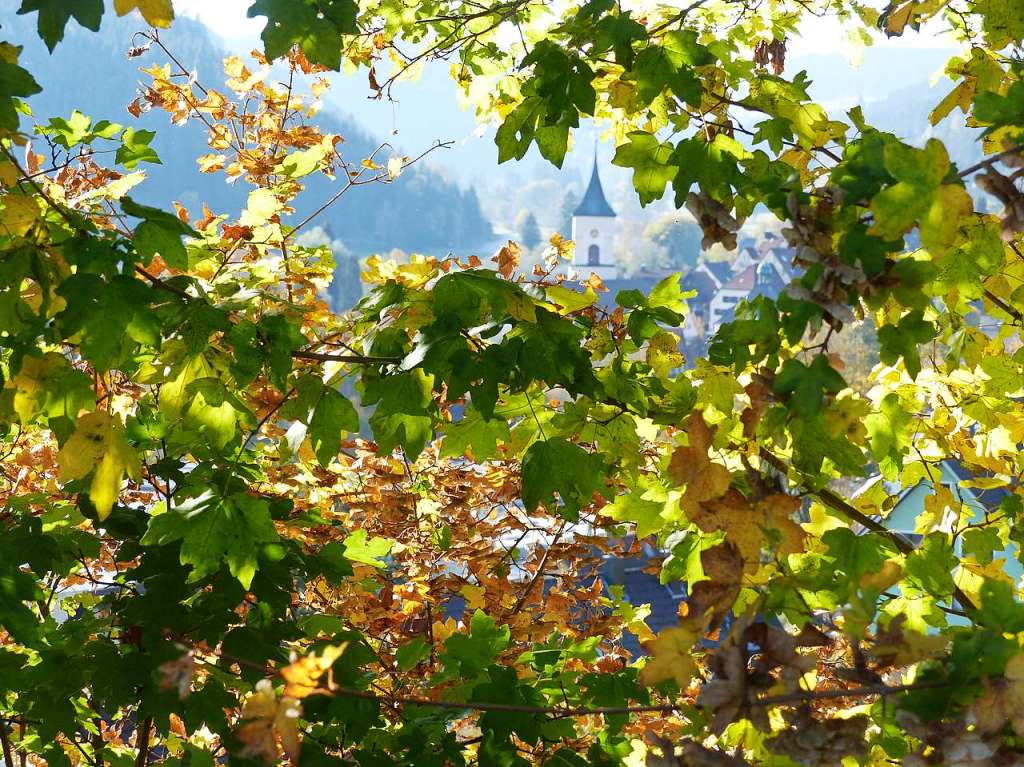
[
  {"left": 142, "top": 489, "right": 279, "bottom": 588},
  {"left": 17, "top": 0, "right": 105, "bottom": 52},
  {"left": 247, "top": 0, "right": 358, "bottom": 70},
  {"left": 440, "top": 609, "right": 511, "bottom": 678},
  {"left": 308, "top": 386, "right": 359, "bottom": 467},
  {"left": 905, "top": 532, "right": 957, "bottom": 598},
  {"left": 341, "top": 529, "right": 393, "bottom": 568},
  {"left": 0, "top": 56, "right": 43, "bottom": 133},
  {"left": 963, "top": 527, "right": 1002, "bottom": 566},
  {"left": 122, "top": 196, "right": 197, "bottom": 269},
  {"left": 115, "top": 127, "right": 160, "bottom": 169},
  {"left": 365, "top": 370, "right": 435, "bottom": 459},
  {"left": 612, "top": 131, "right": 677, "bottom": 205},
  {"left": 877, "top": 310, "right": 935, "bottom": 379},
  {"left": 772, "top": 355, "right": 845, "bottom": 415},
  {"left": 605, "top": 489, "right": 665, "bottom": 538},
  {"left": 440, "top": 407, "right": 510, "bottom": 461},
  {"left": 752, "top": 116, "right": 794, "bottom": 153},
  {"left": 670, "top": 134, "right": 747, "bottom": 204},
  {"left": 38, "top": 110, "right": 119, "bottom": 148},
  {"left": 521, "top": 438, "right": 607, "bottom": 521},
  {"left": 2, "top": 352, "right": 94, "bottom": 426},
  {"left": 545, "top": 284, "right": 598, "bottom": 315},
  {"left": 395, "top": 638, "right": 431, "bottom": 671},
  {"left": 870, "top": 138, "right": 973, "bottom": 253}
]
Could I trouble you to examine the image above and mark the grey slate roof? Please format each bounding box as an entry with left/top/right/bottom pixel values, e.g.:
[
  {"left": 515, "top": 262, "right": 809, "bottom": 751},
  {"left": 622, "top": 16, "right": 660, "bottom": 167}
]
[{"left": 574, "top": 158, "right": 616, "bottom": 218}]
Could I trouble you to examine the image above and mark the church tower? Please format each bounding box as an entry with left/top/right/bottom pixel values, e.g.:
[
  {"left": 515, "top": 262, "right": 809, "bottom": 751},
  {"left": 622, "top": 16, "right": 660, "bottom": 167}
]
[{"left": 570, "top": 149, "right": 618, "bottom": 282}]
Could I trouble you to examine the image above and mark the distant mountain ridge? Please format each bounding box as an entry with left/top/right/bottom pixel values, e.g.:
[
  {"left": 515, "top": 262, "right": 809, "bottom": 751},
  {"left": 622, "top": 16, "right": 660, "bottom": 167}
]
[{"left": 2, "top": 3, "right": 493, "bottom": 255}]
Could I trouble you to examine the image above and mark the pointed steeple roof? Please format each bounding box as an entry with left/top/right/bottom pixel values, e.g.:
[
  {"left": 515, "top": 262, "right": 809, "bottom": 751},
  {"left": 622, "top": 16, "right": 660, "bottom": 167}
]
[{"left": 573, "top": 148, "right": 616, "bottom": 218}]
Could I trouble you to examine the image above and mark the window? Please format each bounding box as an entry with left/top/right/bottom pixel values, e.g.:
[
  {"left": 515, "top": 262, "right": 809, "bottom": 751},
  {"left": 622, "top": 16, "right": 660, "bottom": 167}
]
[
  {"left": 588, "top": 244, "right": 600, "bottom": 265},
  {"left": 665, "top": 581, "right": 687, "bottom": 599}
]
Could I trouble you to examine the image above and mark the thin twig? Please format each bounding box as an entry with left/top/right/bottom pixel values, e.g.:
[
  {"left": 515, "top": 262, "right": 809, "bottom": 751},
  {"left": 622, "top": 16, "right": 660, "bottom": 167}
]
[{"left": 133, "top": 716, "right": 153, "bottom": 767}]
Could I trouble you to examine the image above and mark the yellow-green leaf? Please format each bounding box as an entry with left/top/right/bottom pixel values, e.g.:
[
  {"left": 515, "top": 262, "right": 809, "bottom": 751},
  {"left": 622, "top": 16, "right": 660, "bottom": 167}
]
[
  {"left": 58, "top": 412, "right": 141, "bottom": 519},
  {"left": 113, "top": 0, "right": 174, "bottom": 28}
]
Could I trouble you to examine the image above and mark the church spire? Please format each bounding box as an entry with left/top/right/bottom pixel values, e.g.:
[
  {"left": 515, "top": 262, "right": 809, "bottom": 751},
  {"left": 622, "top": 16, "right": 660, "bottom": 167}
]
[{"left": 573, "top": 143, "right": 616, "bottom": 218}]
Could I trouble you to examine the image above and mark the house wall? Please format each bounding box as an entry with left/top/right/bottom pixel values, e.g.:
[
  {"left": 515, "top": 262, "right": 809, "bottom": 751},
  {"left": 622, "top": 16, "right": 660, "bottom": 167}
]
[
  {"left": 571, "top": 214, "right": 618, "bottom": 282},
  {"left": 709, "top": 288, "right": 748, "bottom": 332}
]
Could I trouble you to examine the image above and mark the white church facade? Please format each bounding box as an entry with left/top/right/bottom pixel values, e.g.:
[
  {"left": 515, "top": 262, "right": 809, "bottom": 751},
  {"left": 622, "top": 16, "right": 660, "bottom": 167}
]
[{"left": 569, "top": 155, "right": 618, "bottom": 282}]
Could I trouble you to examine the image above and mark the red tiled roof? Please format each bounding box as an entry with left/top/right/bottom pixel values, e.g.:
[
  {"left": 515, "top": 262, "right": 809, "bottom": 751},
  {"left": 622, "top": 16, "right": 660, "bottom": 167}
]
[{"left": 722, "top": 264, "right": 757, "bottom": 290}]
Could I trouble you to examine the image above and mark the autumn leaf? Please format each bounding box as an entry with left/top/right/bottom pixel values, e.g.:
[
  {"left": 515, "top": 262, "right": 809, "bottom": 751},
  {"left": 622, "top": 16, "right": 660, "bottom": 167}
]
[
  {"left": 0, "top": 194, "right": 39, "bottom": 236},
  {"left": 492, "top": 240, "right": 522, "bottom": 279},
  {"left": 755, "top": 493, "right": 806, "bottom": 556},
  {"left": 690, "top": 489, "right": 762, "bottom": 565},
  {"left": 112, "top": 0, "right": 173, "bottom": 28},
  {"left": 668, "top": 412, "right": 732, "bottom": 515},
  {"left": 639, "top": 625, "right": 700, "bottom": 688},
  {"left": 281, "top": 644, "right": 347, "bottom": 698},
  {"left": 237, "top": 680, "right": 303, "bottom": 764},
  {"left": 58, "top": 411, "right": 141, "bottom": 520}
]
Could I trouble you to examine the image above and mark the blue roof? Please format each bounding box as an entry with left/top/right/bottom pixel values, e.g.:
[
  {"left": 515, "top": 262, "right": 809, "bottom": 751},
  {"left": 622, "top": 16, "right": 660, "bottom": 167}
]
[{"left": 574, "top": 157, "right": 616, "bottom": 218}]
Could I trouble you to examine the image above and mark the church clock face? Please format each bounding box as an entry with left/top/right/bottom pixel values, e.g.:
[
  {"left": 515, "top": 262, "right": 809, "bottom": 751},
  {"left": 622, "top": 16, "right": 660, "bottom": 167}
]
[{"left": 590, "top": 228, "right": 599, "bottom": 237}]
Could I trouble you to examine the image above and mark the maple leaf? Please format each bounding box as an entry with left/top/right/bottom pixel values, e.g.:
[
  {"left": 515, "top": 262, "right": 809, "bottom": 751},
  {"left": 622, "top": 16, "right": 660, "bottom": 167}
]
[
  {"left": 684, "top": 542, "right": 744, "bottom": 630},
  {"left": 492, "top": 240, "right": 522, "bottom": 279},
  {"left": 281, "top": 644, "right": 347, "bottom": 698},
  {"left": 690, "top": 489, "right": 763, "bottom": 566},
  {"left": 58, "top": 412, "right": 141, "bottom": 520},
  {"left": 112, "top": 0, "right": 173, "bottom": 28},
  {"left": 16, "top": 0, "right": 104, "bottom": 52},
  {"left": 639, "top": 625, "right": 700, "bottom": 688},
  {"left": 646, "top": 330, "right": 684, "bottom": 380},
  {"left": 237, "top": 680, "right": 303, "bottom": 764},
  {"left": 5, "top": 352, "right": 93, "bottom": 425},
  {"left": 668, "top": 411, "right": 732, "bottom": 515},
  {"left": 971, "top": 653, "right": 1024, "bottom": 736},
  {"left": 755, "top": 493, "right": 806, "bottom": 556},
  {"left": 0, "top": 194, "right": 39, "bottom": 237}
]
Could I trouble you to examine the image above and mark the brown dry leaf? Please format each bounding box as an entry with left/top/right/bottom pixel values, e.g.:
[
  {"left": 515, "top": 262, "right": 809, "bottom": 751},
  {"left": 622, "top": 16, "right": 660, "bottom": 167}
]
[
  {"left": 668, "top": 412, "right": 732, "bottom": 515},
  {"left": 686, "top": 543, "right": 743, "bottom": 630},
  {"left": 971, "top": 655, "right": 1024, "bottom": 736},
  {"left": 755, "top": 493, "right": 806, "bottom": 556},
  {"left": 492, "top": 240, "right": 522, "bottom": 278},
  {"left": 741, "top": 378, "right": 771, "bottom": 438},
  {"left": 690, "top": 489, "right": 762, "bottom": 565}
]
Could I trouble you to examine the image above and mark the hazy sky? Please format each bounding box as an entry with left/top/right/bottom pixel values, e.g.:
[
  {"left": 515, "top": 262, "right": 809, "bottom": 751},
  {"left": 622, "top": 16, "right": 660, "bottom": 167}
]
[
  {"left": 169, "top": 0, "right": 962, "bottom": 190},
  {"left": 174, "top": 0, "right": 958, "bottom": 56}
]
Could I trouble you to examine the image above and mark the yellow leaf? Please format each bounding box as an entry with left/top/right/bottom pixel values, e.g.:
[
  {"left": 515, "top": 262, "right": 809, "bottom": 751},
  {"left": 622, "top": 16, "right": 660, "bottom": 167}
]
[
  {"left": 58, "top": 412, "right": 141, "bottom": 520},
  {"left": 859, "top": 560, "right": 903, "bottom": 593},
  {"left": 0, "top": 195, "right": 39, "bottom": 237},
  {"left": 0, "top": 161, "right": 19, "bottom": 186},
  {"left": 237, "top": 680, "right": 303, "bottom": 764},
  {"left": 459, "top": 584, "right": 487, "bottom": 611},
  {"left": 639, "top": 626, "right": 699, "bottom": 688},
  {"left": 113, "top": 0, "right": 174, "bottom": 28},
  {"left": 646, "top": 331, "right": 684, "bottom": 381},
  {"left": 281, "top": 644, "right": 347, "bottom": 699}
]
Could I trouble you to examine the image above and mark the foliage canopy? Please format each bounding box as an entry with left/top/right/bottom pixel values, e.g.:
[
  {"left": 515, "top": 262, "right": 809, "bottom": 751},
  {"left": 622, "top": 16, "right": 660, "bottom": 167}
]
[{"left": 3, "top": 0, "right": 1024, "bottom": 765}]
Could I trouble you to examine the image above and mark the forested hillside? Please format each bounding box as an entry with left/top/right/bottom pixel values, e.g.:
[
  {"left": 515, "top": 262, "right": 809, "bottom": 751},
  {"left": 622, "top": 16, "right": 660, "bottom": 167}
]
[{"left": 4, "top": 4, "right": 493, "bottom": 257}]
